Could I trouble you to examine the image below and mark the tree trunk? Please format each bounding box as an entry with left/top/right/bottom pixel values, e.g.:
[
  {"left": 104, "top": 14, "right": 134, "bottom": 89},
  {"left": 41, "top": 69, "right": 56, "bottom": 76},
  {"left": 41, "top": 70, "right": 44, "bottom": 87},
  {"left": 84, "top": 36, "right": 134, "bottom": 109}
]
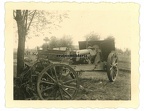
[
  {"left": 16, "top": 17, "right": 26, "bottom": 77},
  {"left": 14, "top": 10, "right": 27, "bottom": 100}
]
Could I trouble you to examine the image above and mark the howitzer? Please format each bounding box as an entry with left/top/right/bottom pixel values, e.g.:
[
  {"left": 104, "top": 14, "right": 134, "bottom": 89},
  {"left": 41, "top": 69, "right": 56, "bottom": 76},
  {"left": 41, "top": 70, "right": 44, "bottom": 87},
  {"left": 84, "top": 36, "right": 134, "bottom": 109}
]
[
  {"left": 70, "top": 45, "right": 102, "bottom": 67},
  {"left": 17, "top": 39, "right": 118, "bottom": 100}
]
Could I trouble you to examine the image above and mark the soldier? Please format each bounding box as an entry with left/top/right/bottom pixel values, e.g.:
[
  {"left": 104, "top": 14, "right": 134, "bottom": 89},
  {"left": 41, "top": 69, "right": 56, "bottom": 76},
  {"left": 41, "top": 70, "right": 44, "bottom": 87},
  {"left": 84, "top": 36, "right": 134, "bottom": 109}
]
[
  {"left": 93, "top": 45, "right": 102, "bottom": 66},
  {"left": 87, "top": 45, "right": 102, "bottom": 66}
]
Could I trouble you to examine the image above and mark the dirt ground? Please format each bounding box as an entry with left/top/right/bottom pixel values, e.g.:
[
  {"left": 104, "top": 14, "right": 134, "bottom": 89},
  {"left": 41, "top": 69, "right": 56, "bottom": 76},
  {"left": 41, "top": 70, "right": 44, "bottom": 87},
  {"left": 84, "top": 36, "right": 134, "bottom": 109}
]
[{"left": 75, "top": 70, "right": 131, "bottom": 100}]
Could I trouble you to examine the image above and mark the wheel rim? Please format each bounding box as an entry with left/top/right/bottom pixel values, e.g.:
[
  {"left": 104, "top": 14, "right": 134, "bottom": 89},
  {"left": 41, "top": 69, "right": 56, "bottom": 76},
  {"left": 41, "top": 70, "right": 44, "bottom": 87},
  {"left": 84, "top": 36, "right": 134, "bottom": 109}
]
[
  {"left": 107, "top": 52, "right": 118, "bottom": 82},
  {"left": 109, "top": 54, "right": 118, "bottom": 81},
  {"left": 37, "top": 64, "right": 79, "bottom": 100}
]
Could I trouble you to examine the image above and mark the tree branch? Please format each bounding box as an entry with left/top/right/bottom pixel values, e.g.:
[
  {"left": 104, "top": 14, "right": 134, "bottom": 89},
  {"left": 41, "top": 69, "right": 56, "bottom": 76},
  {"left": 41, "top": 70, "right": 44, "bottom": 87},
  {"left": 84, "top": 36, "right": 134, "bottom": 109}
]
[
  {"left": 28, "top": 10, "right": 36, "bottom": 16},
  {"left": 25, "top": 10, "right": 28, "bottom": 36},
  {"left": 26, "top": 10, "right": 36, "bottom": 31},
  {"left": 22, "top": 10, "right": 26, "bottom": 16},
  {"left": 22, "top": 10, "right": 26, "bottom": 20}
]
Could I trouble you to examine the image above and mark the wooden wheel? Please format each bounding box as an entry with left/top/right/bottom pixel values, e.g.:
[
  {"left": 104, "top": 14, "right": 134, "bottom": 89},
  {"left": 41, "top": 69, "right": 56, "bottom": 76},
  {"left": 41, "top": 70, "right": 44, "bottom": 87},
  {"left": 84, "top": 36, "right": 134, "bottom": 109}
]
[
  {"left": 107, "top": 51, "right": 118, "bottom": 82},
  {"left": 37, "top": 64, "right": 79, "bottom": 100}
]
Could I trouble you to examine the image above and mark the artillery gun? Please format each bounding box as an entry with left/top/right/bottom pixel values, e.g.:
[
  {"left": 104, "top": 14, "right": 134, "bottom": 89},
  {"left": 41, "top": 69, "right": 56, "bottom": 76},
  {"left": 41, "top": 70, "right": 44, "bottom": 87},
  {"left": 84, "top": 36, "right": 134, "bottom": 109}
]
[{"left": 16, "top": 39, "right": 118, "bottom": 100}]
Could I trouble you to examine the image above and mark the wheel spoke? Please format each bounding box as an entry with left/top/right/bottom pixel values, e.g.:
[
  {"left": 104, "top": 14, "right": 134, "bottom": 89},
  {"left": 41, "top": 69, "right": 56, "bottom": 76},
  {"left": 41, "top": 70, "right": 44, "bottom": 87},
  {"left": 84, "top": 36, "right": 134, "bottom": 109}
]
[
  {"left": 63, "top": 79, "right": 76, "bottom": 84},
  {"left": 53, "top": 66, "right": 58, "bottom": 81},
  {"left": 45, "top": 72, "right": 56, "bottom": 82},
  {"left": 113, "top": 73, "right": 116, "bottom": 79},
  {"left": 61, "top": 88, "right": 72, "bottom": 99},
  {"left": 112, "top": 70, "right": 115, "bottom": 79},
  {"left": 111, "top": 68, "right": 117, "bottom": 80},
  {"left": 41, "top": 86, "right": 54, "bottom": 93},
  {"left": 110, "top": 67, "right": 112, "bottom": 71},
  {"left": 63, "top": 85, "right": 76, "bottom": 90},
  {"left": 59, "top": 67, "right": 64, "bottom": 80},
  {"left": 50, "top": 68, "right": 54, "bottom": 78},
  {"left": 41, "top": 80, "right": 54, "bottom": 85},
  {"left": 114, "top": 68, "right": 118, "bottom": 77},
  {"left": 59, "top": 88, "right": 63, "bottom": 100}
]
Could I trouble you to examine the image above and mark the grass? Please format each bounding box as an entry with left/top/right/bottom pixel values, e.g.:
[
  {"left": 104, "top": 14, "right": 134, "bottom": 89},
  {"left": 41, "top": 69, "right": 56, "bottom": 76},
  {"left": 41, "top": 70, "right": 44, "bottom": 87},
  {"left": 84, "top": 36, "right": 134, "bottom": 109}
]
[
  {"left": 118, "top": 54, "right": 131, "bottom": 70},
  {"left": 118, "top": 54, "right": 131, "bottom": 63},
  {"left": 75, "top": 71, "right": 131, "bottom": 100}
]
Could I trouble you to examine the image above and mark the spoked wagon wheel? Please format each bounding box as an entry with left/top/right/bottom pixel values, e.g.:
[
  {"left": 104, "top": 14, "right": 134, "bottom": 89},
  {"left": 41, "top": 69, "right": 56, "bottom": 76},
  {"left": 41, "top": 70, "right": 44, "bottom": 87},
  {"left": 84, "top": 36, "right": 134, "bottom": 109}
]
[
  {"left": 37, "top": 64, "right": 79, "bottom": 100},
  {"left": 107, "top": 51, "right": 119, "bottom": 82}
]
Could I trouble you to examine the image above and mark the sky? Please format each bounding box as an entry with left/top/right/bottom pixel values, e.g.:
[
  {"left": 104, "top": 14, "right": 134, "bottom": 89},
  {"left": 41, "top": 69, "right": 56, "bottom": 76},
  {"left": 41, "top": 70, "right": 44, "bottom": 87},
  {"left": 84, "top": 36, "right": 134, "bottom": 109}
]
[{"left": 14, "top": 3, "right": 139, "bottom": 50}]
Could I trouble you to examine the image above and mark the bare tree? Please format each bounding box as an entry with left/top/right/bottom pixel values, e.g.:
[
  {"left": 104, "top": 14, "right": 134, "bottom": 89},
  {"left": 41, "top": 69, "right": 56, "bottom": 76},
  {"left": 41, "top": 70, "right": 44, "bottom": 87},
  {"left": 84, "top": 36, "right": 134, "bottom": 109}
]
[{"left": 13, "top": 10, "right": 36, "bottom": 76}]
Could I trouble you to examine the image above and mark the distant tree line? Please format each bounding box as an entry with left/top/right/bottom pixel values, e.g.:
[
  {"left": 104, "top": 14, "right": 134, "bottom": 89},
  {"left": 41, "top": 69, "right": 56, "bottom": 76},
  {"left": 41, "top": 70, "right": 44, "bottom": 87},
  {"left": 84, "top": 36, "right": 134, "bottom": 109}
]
[
  {"left": 42, "top": 33, "right": 131, "bottom": 56},
  {"left": 84, "top": 32, "right": 131, "bottom": 55},
  {"left": 116, "top": 48, "right": 131, "bottom": 56},
  {"left": 42, "top": 35, "right": 73, "bottom": 50}
]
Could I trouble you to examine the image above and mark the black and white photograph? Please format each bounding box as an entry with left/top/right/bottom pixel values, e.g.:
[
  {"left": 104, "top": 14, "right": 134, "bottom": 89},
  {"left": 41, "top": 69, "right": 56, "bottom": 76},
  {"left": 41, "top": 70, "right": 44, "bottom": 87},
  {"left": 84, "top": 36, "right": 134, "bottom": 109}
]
[{"left": 5, "top": 2, "right": 139, "bottom": 108}]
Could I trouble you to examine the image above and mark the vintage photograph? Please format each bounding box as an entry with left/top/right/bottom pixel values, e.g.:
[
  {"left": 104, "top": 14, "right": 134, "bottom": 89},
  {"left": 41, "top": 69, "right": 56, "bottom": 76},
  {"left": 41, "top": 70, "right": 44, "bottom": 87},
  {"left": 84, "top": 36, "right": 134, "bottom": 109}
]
[{"left": 5, "top": 2, "right": 139, "bottom": 108}]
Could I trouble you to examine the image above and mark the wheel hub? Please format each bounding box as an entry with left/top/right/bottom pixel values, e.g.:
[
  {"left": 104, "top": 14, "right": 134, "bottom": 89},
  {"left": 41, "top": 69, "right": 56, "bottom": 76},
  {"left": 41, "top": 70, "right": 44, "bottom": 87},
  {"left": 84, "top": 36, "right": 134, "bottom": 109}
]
[{"left": 54, "top": 80, "right": 63, "bottom": 88}]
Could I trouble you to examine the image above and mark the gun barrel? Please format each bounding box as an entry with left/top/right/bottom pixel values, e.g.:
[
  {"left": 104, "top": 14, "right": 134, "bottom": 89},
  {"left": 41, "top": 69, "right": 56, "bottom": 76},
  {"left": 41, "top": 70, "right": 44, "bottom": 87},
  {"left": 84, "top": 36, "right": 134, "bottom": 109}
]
[{"left": 76, "top": 49, "right": 90, "bottom": 55}]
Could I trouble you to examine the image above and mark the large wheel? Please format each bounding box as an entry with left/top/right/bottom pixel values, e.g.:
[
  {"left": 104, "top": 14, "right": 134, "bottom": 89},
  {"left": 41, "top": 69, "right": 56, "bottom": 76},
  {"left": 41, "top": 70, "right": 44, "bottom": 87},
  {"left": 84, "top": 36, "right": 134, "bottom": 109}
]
[
  {"left": 37, "top": 64, "right": 79, "bottom": 100},
  {"left": 107, "top": 51, "right": 118, "bottom": 82}
]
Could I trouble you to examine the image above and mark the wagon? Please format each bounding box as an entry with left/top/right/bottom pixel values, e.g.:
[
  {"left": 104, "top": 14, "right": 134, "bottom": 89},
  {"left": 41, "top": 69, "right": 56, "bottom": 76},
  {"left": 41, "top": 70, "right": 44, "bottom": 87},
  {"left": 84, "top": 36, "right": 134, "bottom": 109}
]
[{"left": 18, "top": 39, "right": 118, "bottom": 100}]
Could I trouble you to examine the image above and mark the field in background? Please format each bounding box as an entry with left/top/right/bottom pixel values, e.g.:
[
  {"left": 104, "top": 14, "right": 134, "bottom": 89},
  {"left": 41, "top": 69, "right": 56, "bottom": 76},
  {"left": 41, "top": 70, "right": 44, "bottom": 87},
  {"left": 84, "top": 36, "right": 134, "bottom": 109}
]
[{"left": 118, "top": 54, "right": 131, "bottom": 71}]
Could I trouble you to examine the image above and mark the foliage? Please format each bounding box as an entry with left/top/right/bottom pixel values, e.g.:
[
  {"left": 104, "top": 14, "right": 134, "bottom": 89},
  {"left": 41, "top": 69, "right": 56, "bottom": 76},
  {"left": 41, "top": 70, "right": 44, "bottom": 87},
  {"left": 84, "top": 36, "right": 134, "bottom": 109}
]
[
  {"left": 85, "top": 32, "right": 100, "bottom": 41},
  {"left": 104, "top": 36, "right": 115, "bottom": 40},
  {"left": 58, "top": 35, "right": 73, "bottom": 48},
  {"left": 116, "top": 48, "right": 131, "bottom": 56},
  {"left": 48, "top": 36, "right": 59, "bottom": 49},
  {"left": 48, "top": 35, "right": 73, "bottom": 49},
  {"left": 43, "top": 37, "right": 50, "bottom": 43},
  {"left": 116, "top": 48, "right": 124, "bottom": 54},
  {"left": 27, "top": 10, "right": 69, "bottom": 38},
  {"left": 13, "top": 10, "right": 36, "bottom": 36},
  {"left": 124, "top": 48, "right": 131, "bottom": 55},
  {"left": 13, "top": 10, "right": 69, "bottom": 42}
]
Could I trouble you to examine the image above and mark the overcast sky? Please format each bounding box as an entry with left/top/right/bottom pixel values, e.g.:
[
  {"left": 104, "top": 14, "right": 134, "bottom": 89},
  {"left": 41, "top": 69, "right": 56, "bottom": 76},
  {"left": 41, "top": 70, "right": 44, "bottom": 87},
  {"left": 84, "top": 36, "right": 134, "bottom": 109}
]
[{"left": 14, "top": 3, "right": 139, "bottom": 50}]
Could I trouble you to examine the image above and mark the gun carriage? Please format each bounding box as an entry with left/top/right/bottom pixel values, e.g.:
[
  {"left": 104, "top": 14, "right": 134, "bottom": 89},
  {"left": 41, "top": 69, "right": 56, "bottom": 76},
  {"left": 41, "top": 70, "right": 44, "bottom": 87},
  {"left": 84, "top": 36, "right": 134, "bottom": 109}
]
[{"left": 17, "top": 39, "right": 118, "bottom": 100}]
